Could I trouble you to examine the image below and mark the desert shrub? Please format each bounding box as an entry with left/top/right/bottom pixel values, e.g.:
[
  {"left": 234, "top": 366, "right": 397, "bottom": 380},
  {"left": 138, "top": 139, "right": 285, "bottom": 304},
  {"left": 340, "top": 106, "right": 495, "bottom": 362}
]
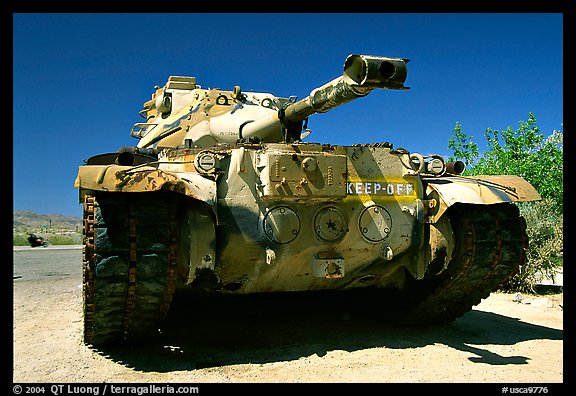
[
  {"left": 13, "top": 232, "right": 82, "bottom": 246},
  {"left": 500, "top": 198, "right": 563, "bottom": 293},
  {"left": 45, "top": 233, "right": 83, "bottom": 245},
  {"left": 13, "top": 234, "right": 31, "bottom": 246}
]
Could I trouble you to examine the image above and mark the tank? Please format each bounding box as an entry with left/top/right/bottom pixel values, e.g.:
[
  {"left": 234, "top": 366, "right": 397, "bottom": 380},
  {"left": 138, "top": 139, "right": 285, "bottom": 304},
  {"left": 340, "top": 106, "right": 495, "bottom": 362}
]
[{"left": 75, "top": 54, "right": 542, "bottom": 346}]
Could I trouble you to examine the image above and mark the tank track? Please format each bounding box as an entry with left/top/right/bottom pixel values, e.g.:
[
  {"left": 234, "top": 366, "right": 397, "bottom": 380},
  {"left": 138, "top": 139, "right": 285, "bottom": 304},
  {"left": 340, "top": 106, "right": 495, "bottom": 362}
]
[
  {"left": 82, "top": 192, "right": 178, "bottom": 346},
  {"left": 401, "top": 202, "right": 528, "bottom": 325}
]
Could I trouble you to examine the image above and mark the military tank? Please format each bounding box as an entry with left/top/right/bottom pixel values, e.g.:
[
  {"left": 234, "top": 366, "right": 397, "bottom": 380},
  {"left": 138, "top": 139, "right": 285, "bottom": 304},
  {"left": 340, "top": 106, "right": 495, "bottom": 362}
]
[{"left": 75, "top": 54, "right": 541, "bottom": 346}]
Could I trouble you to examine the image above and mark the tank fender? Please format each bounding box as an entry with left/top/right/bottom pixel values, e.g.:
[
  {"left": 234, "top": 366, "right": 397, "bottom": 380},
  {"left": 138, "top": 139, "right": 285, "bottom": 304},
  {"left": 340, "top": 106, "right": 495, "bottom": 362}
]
[
  {"left": 75, "top": 164, "right": 217, "bottom": 213},
  {"left": 424, "top": 175, "right": 541, "bottom": 223}
]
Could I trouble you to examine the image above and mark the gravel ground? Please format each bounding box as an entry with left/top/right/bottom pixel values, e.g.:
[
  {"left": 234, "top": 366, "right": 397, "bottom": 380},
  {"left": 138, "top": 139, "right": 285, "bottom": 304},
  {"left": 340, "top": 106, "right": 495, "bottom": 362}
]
[{"left": 13, "top": 246, "right": 563, "bottom": 384}]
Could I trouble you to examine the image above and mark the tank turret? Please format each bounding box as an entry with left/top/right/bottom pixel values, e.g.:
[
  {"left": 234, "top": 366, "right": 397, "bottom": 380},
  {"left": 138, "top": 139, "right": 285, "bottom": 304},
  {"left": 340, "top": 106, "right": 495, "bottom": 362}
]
[{"left": 130, "top": 55, "right": 409, "bottom": 149}]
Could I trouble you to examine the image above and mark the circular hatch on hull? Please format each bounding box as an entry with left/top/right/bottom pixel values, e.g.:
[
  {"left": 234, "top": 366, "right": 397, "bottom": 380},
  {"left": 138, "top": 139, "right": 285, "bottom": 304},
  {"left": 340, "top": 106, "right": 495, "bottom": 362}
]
[
  {"left": 263, "top": 206, "right": 301, "bottom": 244},
  {"left": 314, "top": 206, "right": 348, "bottom": 243},
  {"left": 359, "top": 205, "right": 392, "bottom": 242}
]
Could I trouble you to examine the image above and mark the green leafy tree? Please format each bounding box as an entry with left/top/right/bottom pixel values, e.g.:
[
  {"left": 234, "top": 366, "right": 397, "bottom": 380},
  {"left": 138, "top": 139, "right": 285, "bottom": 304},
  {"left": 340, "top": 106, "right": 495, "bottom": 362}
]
[
  {"left": 448, "top": 112, "right": 563, "bottom": 205},
  {"left": 447, "top": 122, "right": 478, "bottom": 168}
]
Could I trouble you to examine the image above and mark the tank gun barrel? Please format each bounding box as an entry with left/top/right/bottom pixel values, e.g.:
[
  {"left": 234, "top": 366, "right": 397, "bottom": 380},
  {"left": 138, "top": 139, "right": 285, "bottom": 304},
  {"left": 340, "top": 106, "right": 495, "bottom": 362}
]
[
  {"left": 285, "top": 54, "right": 409, "bottom": 121},
  {"left": 242, "top": 54, "right": 409, "bottom": 142}
]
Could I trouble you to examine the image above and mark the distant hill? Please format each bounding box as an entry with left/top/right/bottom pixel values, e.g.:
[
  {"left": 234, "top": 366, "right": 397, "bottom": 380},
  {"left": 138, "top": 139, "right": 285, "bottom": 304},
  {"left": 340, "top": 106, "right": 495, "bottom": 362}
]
[{"left": 13, "top": 210, "right": 82, "bottom": 230}]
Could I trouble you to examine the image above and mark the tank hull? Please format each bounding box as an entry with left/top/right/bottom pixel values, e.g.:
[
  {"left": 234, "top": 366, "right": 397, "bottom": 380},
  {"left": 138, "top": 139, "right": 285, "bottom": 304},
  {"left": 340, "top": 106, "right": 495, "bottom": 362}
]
[{"left": 77, "top": 143, "right": 539, "bottom": 345}]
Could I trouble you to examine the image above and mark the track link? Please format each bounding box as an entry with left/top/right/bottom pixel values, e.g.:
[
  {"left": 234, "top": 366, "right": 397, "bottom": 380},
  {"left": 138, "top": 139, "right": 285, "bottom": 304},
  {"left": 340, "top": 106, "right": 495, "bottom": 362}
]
[
  {"left": 82, "top": 192, "right": 178, "bottom": 346},
  {"left": 402, "top": 202, "right": 528, "bottom": 324}
]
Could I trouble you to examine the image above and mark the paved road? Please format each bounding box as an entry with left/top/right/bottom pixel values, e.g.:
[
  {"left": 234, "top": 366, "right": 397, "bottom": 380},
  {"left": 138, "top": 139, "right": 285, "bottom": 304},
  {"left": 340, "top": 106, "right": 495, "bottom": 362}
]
[{"left": 13, "top": 245, "right": 82, "bottom": 281}]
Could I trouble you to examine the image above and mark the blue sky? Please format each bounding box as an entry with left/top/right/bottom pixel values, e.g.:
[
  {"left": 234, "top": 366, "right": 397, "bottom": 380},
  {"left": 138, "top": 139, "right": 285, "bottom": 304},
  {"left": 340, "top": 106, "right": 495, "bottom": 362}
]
[{"left": 13, "top": 13, "right": 563, "bottom": 217}]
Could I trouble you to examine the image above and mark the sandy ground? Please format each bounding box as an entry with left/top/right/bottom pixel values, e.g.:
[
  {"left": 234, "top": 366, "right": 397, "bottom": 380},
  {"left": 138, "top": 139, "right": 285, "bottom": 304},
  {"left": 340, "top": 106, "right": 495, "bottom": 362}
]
[{"left": 13, "top": 247, "right": 563, "bottom": 384}]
